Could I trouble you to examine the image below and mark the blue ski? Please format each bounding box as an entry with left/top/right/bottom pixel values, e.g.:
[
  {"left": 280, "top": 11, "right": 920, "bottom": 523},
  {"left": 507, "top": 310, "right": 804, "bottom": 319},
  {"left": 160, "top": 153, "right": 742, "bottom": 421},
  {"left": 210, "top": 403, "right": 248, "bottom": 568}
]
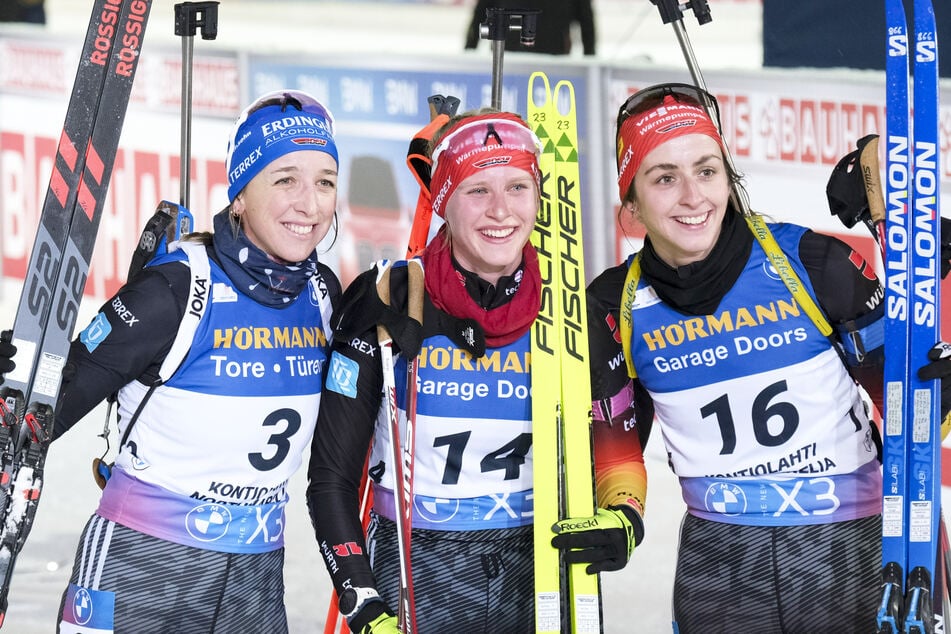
[
  {"left": 904, "top": 0, "right": 941, "bottom": 630},
  {"left": 879, "top": 1, "right": 913, "bottom": 630},
  {"left": 879, "top": 0, "right": 943, "bottom": 632}
]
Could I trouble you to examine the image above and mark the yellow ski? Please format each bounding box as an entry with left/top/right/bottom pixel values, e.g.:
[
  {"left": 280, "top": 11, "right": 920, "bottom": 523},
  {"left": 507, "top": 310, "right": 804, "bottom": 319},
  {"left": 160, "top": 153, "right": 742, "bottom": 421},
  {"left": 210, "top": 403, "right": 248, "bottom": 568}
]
[{"left": 529, "top": 72, "right": 600, "bottom": 634}]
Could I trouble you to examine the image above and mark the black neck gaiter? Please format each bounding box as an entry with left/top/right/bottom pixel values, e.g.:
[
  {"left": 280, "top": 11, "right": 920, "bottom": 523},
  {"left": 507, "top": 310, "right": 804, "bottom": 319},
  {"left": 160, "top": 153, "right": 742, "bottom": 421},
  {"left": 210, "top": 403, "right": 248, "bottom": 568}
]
[{"left": 639, "top": 210, "right": 753, "bottom": 316}]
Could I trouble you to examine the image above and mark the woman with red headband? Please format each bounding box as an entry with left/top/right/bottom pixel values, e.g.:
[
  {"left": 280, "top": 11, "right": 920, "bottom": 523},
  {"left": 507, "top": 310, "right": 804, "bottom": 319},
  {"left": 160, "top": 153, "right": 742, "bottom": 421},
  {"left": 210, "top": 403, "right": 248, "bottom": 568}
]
[
  {"left": 307, "top": 110, "right": 548, "bottom": 633},
  {"left": 576, "top": 83, "right": 888, "bottom": 632}
]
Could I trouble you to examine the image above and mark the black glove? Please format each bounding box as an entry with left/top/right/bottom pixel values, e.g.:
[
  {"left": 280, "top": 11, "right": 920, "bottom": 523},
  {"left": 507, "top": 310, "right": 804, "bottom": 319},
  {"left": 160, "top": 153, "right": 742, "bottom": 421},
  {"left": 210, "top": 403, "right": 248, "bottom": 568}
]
[
  {"left": 917, "top": 341, "right": 951, "bottom": 439},
  {"left": 331, "top": 266, "right": 422, "bottom": 358},
  {"left": 551, "top": 505, "right": 644, "bottom": 574},
  {"left": 826, "top": 134, "right": 880, "bottom": 234},
  {"left": 0, "top": 330, "right": 16, "bottom": 380}
]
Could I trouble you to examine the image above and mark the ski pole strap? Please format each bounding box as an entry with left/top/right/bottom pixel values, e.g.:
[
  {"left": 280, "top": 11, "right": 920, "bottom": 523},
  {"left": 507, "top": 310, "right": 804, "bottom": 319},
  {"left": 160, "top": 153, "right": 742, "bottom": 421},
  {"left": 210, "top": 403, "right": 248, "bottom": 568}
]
[
  {"left": 744, "top": 215, "right": 832, "bottom": 337},
  {"left": 157, "top": 240, "right": 211, "bottom": 381},
  {"left": 620, "top": 252, "right": 642, "bottom": 379},
  {"left": 619, "top": 216, "right": 833, "bottom": 379}
]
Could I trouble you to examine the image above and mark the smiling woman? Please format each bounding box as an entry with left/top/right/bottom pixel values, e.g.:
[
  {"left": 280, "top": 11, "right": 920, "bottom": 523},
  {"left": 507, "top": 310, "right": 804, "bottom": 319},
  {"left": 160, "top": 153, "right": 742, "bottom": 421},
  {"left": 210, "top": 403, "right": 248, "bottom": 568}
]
[
  {"left": 581, "top": 81, "right": 892, "bottom": 633},
  {"left": 306, "top": 109, "right": 555, "bottom": 634},
  {"left": 225, "top": 90, "right": 339, "bottom": 269},
  {"left": 0, "top": 89, "right": 343, "bottom": 633}
]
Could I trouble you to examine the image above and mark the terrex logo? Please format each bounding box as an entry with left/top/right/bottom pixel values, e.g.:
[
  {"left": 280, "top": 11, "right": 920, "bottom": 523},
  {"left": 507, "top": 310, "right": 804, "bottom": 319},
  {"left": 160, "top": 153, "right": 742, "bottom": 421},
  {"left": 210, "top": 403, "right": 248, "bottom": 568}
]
[
  {"left": 431, "top": 175, "right": 453, "bottom": 215},
  {"left": 617, "top": 147, "right": 633, "bottom": 177}
]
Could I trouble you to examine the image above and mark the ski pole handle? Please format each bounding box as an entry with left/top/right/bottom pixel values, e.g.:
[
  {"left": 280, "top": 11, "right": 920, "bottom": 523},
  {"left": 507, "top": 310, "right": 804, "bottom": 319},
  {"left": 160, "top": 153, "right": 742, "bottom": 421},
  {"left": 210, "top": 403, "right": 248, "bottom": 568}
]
[
  {"left": 406, "top": 261, "right": 424, "bottom": 327},
  {"left": 650, "top": 0, "right": 711, "bottom": 26},
  {"left": 174, "top": 1, "right": 219, "bottom": 210},
  {"left": 479, "top": 8, "right": 539, "bottom": 110}
]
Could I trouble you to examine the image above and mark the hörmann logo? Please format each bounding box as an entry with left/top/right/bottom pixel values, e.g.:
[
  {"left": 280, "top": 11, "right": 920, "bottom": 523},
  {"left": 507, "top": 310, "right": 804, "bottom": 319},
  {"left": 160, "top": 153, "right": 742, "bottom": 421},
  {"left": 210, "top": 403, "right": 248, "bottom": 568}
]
[
  {"left": 417, "top": 346, "right": 530, "bottom": 373},
  {"left": 213, "top": 326, "right": 327, "bottom": 350},
  {"left": 641, "top": 299, "right": 804, "bottom": 351}
]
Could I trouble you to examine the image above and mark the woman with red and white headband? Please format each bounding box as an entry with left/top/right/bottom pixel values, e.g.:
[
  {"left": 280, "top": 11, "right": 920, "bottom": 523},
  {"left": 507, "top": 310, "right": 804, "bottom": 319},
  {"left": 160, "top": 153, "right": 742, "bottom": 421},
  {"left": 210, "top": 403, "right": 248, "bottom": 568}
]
[
  {"left": 573, "top": 83, "right": 891, "bottom": 632},
  {"left": 307, "top": 110, "right": 570, "bottom": 633}
]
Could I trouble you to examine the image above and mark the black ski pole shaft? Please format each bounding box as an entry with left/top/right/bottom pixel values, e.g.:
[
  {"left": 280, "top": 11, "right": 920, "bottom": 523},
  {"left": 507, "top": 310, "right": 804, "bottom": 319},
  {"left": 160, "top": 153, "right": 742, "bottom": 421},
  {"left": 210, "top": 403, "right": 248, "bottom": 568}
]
[
  {"left": 174, "top": 1, "right": 218, "bottom": 210},
  {"left": 647, "top": 0, "right": 750, "bottom": 216},
  {"left": 123, "top": 2, "right": 213, "bottom": 285},
  {"left": 479, "top": 8, "right": 539, "bottom": 110}
]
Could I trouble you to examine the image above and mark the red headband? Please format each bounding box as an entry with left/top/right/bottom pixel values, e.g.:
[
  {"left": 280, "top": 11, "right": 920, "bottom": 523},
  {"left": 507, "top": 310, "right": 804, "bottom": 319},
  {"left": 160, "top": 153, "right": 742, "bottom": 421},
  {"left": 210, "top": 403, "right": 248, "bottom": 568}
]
[
  {"left": 429, "top": 113, "right": 541, "bottom": 217},
  {"left": 616, "top": 95, "right": 725, "bottom": 203}
]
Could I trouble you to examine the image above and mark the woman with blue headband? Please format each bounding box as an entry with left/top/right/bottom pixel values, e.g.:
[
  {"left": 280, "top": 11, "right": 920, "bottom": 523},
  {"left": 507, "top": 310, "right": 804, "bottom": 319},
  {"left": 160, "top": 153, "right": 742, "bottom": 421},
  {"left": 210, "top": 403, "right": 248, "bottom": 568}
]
[{"left": 0, "top": 89, "right": 341, "bottom": 632}]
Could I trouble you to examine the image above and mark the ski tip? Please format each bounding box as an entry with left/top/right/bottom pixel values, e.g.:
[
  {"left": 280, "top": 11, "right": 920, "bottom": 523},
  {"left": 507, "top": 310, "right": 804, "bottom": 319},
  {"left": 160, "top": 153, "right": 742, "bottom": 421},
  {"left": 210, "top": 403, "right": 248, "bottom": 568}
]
[
  {"left": 552, "top": 80, "right": 577, "bottom": 120},
  {"left": 528, "top": 72, "right": 552, "bottom": 110}
]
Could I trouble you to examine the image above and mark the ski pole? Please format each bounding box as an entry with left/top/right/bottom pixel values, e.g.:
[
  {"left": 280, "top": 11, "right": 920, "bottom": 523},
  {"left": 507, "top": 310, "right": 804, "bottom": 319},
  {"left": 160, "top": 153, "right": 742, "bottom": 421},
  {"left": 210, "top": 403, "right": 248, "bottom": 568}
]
[
  {"left": 322, "top": 94, "right": 458, "bottom": 634},
  {"left": 174, "top": 1, "right": 219, "bottom": 210},
  {"left": 405, "top": 94, "right": 460, "bottom": 258},
  {"left": 375, "top": 261, "right": 421, "bottom": 634},
  {"left": 647, "top": 0, "right": 751, "bottom": 216},
  {"left": 478, "top": 7, "right": 539, "bottom": 110},
  {"left": 125, "top": 2, "right": 216, "bottom": 282}
]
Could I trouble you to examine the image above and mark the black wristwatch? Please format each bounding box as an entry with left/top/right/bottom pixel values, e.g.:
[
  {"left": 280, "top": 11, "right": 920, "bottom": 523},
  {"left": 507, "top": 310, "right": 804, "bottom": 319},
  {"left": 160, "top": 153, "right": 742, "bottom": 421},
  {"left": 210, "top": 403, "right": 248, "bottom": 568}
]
[{"left": 339, "top": 586, "right": 382, "bottom": 620}]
